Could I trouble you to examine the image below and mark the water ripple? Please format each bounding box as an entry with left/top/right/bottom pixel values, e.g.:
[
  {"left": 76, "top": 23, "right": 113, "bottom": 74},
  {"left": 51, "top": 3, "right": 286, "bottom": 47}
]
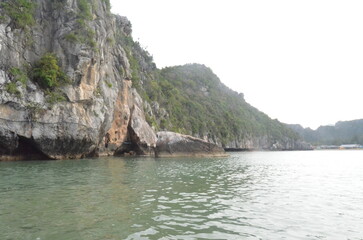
[{"left": 1, "top": 151, "right": 363, "bottom": 239}]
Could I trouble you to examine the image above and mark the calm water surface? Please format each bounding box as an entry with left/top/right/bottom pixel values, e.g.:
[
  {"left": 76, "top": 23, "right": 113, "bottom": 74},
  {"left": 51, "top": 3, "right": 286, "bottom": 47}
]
[{"left": 1, "top": 151, "right": 363, "bottom": 240}]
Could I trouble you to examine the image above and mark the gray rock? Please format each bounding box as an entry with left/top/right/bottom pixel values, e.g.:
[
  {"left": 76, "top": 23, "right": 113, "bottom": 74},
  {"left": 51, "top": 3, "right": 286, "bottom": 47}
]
[
  {"left": 127, "top": 90, "right": 157, "bottom": 155},
  {"left": 156, "top": 131, "right": 227, "bottom": 157},
  {"left": 0, "top": 0, "right": 155, "bottom": 159},
  {"left": 114, "top": 90, "right": 157, "bottom": 156},
  {"left": 0, "top": 127, "right": 18, "bottom": 155}
]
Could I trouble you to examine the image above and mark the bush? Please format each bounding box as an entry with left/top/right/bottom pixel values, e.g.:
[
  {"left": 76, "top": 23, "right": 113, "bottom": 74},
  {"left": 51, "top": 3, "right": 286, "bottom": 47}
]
[
  {"left": 61, "top": 0, "right": 99, "bottom": 50},
  {"left": 67, "top": 18, "right": 97, "bottom": 50},
  {"left": 64, "top": 33, "right": 79, "bottom": 43},
  {"left": 32, "top": 53, "right": 68, "bottom": 89},
  {"left": 46, "top": 91, "right": 66, "bottom": 104},
  {"left": 77, "top": 0, "right": 92, "bottom": 21},
  {"left": 106, "top": 37, "right": 115, "bottom": 46},
  {"left": 1, "top": 0, "right": 35, "bottom": 29},
  {"left": 9, "top": 67, "right": 27, "bottom": 86},
  {"left": 5, "top": 82, "right": 20, "bottom": 95}
]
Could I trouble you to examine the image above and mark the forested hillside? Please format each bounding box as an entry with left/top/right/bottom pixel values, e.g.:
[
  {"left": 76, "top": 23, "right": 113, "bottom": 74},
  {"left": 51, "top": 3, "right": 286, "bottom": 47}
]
[
  {"left": 133, "top": 62, "right": 302, "bottom": 148},
  {"left": 288, "top": 119, "right": 363, "bottom": 145}
]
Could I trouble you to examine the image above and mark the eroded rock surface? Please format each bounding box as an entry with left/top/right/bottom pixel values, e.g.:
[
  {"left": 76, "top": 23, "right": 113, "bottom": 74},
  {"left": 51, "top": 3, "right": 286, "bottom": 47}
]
[
  {"left": 156, "top": 131, "right": 227, "bottom": 157},
  {"left": 113, "top": 89, "right": 157, "bottom": 156},
  {"left": 0, "top": 0, "right": 154, "bottom": 160}
]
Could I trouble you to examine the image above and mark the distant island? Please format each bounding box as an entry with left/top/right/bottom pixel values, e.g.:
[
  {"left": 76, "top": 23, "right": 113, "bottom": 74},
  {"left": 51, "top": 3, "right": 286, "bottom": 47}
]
[{"left": 287, "top": 119, "right": 363, "bottom": 148}]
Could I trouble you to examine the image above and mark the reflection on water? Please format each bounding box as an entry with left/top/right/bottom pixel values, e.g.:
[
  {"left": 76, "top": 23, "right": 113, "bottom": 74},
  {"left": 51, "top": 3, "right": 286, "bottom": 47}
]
[{"left": 1, "top": 151, "right": 363, "bottom": 239}]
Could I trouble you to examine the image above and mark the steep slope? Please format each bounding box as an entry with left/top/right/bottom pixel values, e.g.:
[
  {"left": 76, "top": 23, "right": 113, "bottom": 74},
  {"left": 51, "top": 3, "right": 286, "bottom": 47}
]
[
  {"left": 288, "top": 119, "right": 363, "bottom": 145},
  {"left": 137, "top": 64, "right": 311, "bottom": 150},
  {"left": 0, "top": 0, "right": 156, "bottom": 159}
]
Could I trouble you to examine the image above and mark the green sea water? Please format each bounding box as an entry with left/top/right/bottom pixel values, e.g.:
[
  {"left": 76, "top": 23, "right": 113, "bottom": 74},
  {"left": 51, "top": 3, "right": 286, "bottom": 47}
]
[{"left": 1, "top": 151, "right": 363, "bottom": 239}]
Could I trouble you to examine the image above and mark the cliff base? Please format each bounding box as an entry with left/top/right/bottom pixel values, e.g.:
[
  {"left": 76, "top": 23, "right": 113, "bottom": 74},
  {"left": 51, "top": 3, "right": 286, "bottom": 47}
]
[{"left": 155, "top": 131, "right": 228, "bottom": 157}]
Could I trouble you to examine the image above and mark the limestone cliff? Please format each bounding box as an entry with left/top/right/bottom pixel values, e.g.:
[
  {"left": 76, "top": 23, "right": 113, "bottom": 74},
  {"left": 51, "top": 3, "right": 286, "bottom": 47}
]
[{"left": 0, "top": 0, "right": 156, "bottom": 159}]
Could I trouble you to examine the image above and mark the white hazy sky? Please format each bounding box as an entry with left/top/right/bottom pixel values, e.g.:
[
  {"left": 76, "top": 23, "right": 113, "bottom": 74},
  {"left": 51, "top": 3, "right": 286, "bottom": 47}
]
[{"left": 110, "top": 0, "right": 363, "bottom": 129}]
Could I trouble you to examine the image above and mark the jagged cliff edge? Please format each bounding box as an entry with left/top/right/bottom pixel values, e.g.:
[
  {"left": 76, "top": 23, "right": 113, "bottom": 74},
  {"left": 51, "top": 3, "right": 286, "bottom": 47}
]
[{"left": 0, "top": 0, "right": 160, "bottom": 159}]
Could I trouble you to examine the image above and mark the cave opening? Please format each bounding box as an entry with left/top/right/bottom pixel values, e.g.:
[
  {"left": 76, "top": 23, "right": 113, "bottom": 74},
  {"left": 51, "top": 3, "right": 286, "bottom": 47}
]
[
  {"left": 14, "top": 136, "right": 51, "bottom": 160},
  {"left": 113, "top": 126, "right": 144, "bottom": 156}
]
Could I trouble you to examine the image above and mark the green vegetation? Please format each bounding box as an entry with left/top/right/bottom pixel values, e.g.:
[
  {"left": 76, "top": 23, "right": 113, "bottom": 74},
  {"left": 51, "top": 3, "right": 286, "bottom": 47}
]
[
  {"left": 114, "top": 27, "right": 298, "bottom": 144},
  {"left": 4, "top": 54, "right": 68, "bottom": 104},
  {"left": 50, "top": 0, "right": 67, "bottom": 9},
  {"left": 5, "top": 82, "right": 20, "bottom": 95},
  {"left": 289, "top": 120, "right": 363, "bottom": 145},
  {"left": 115, "top": 30, "right": 155, "bottom": 94},
  {"left": 9, "top": 67, "right": 27, "bottom": 86},
  {"left": 32, "top": 53, "right": 68, "bottom": 90},
  {"left": 26, "top": 53, "right": 69, "bottom": 104},
  {"left": 105, "top": 80, "right": 112, "bottom": 88},
  {"left": 64, "top": 33, "right": 79, "bottom": 43},
  {"left": 45, "top": 91, "right": 67, "bottom": 104},
  {"left": 5, "top": 67, "right": 28, "bottom": 96},
  {"left": 136, "top": 64, "right": 299, "bottom": 145},
  {"left": 1, "top": 0, "right": 35, "bottom": 29},
  {"left": 77, "top": 0, "right": 92, "bottom": 22},
  {"left": 63, "top": 0, "right": 98, "bottom": 50},
  {"left": 101, "top": 0, "right": 111, "bottom": 12},
  {"left": 145, "top": 113, "right": 159, "bottom": 131},
  {"left": 81, "top": 28, "right": 96, "bottom": 48},
  {"left": 106, "top": 37, "right": 115, "bottom": 46},
  {"left": 118, "top": 34, "right": 134, "bottom": 48},
  {"left": 126, "top": 50, "right": 142, "bottom": 90}
]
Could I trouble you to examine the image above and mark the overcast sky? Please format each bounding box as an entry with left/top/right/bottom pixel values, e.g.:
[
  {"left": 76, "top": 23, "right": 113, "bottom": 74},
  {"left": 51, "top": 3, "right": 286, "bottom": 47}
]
[{"left": 110, "top": 0, "right": 363, "bottom": 129}]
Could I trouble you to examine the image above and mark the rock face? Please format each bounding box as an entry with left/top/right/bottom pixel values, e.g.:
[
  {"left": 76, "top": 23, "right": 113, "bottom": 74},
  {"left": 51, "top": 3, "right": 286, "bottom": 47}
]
[
  {"left": 0, "top": 0, "right": 156, "bottom": 160},
  {"left": 156, "top": 131, "right": 227, "bottom": 157},
  {"left": 113, "top": 89, "right": 157, "bottom": 156},
  {"left": 0, "top": 127, "right": 18, "bottom": 155}
]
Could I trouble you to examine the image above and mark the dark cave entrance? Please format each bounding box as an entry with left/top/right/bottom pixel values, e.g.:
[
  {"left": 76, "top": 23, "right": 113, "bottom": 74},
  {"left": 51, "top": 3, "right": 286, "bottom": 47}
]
[
  {"left": 14, "top": 136, "right": 50, "bottom": 160},
  {"left": 113, "top": 126, "right": 145, "bottom": 156}
]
